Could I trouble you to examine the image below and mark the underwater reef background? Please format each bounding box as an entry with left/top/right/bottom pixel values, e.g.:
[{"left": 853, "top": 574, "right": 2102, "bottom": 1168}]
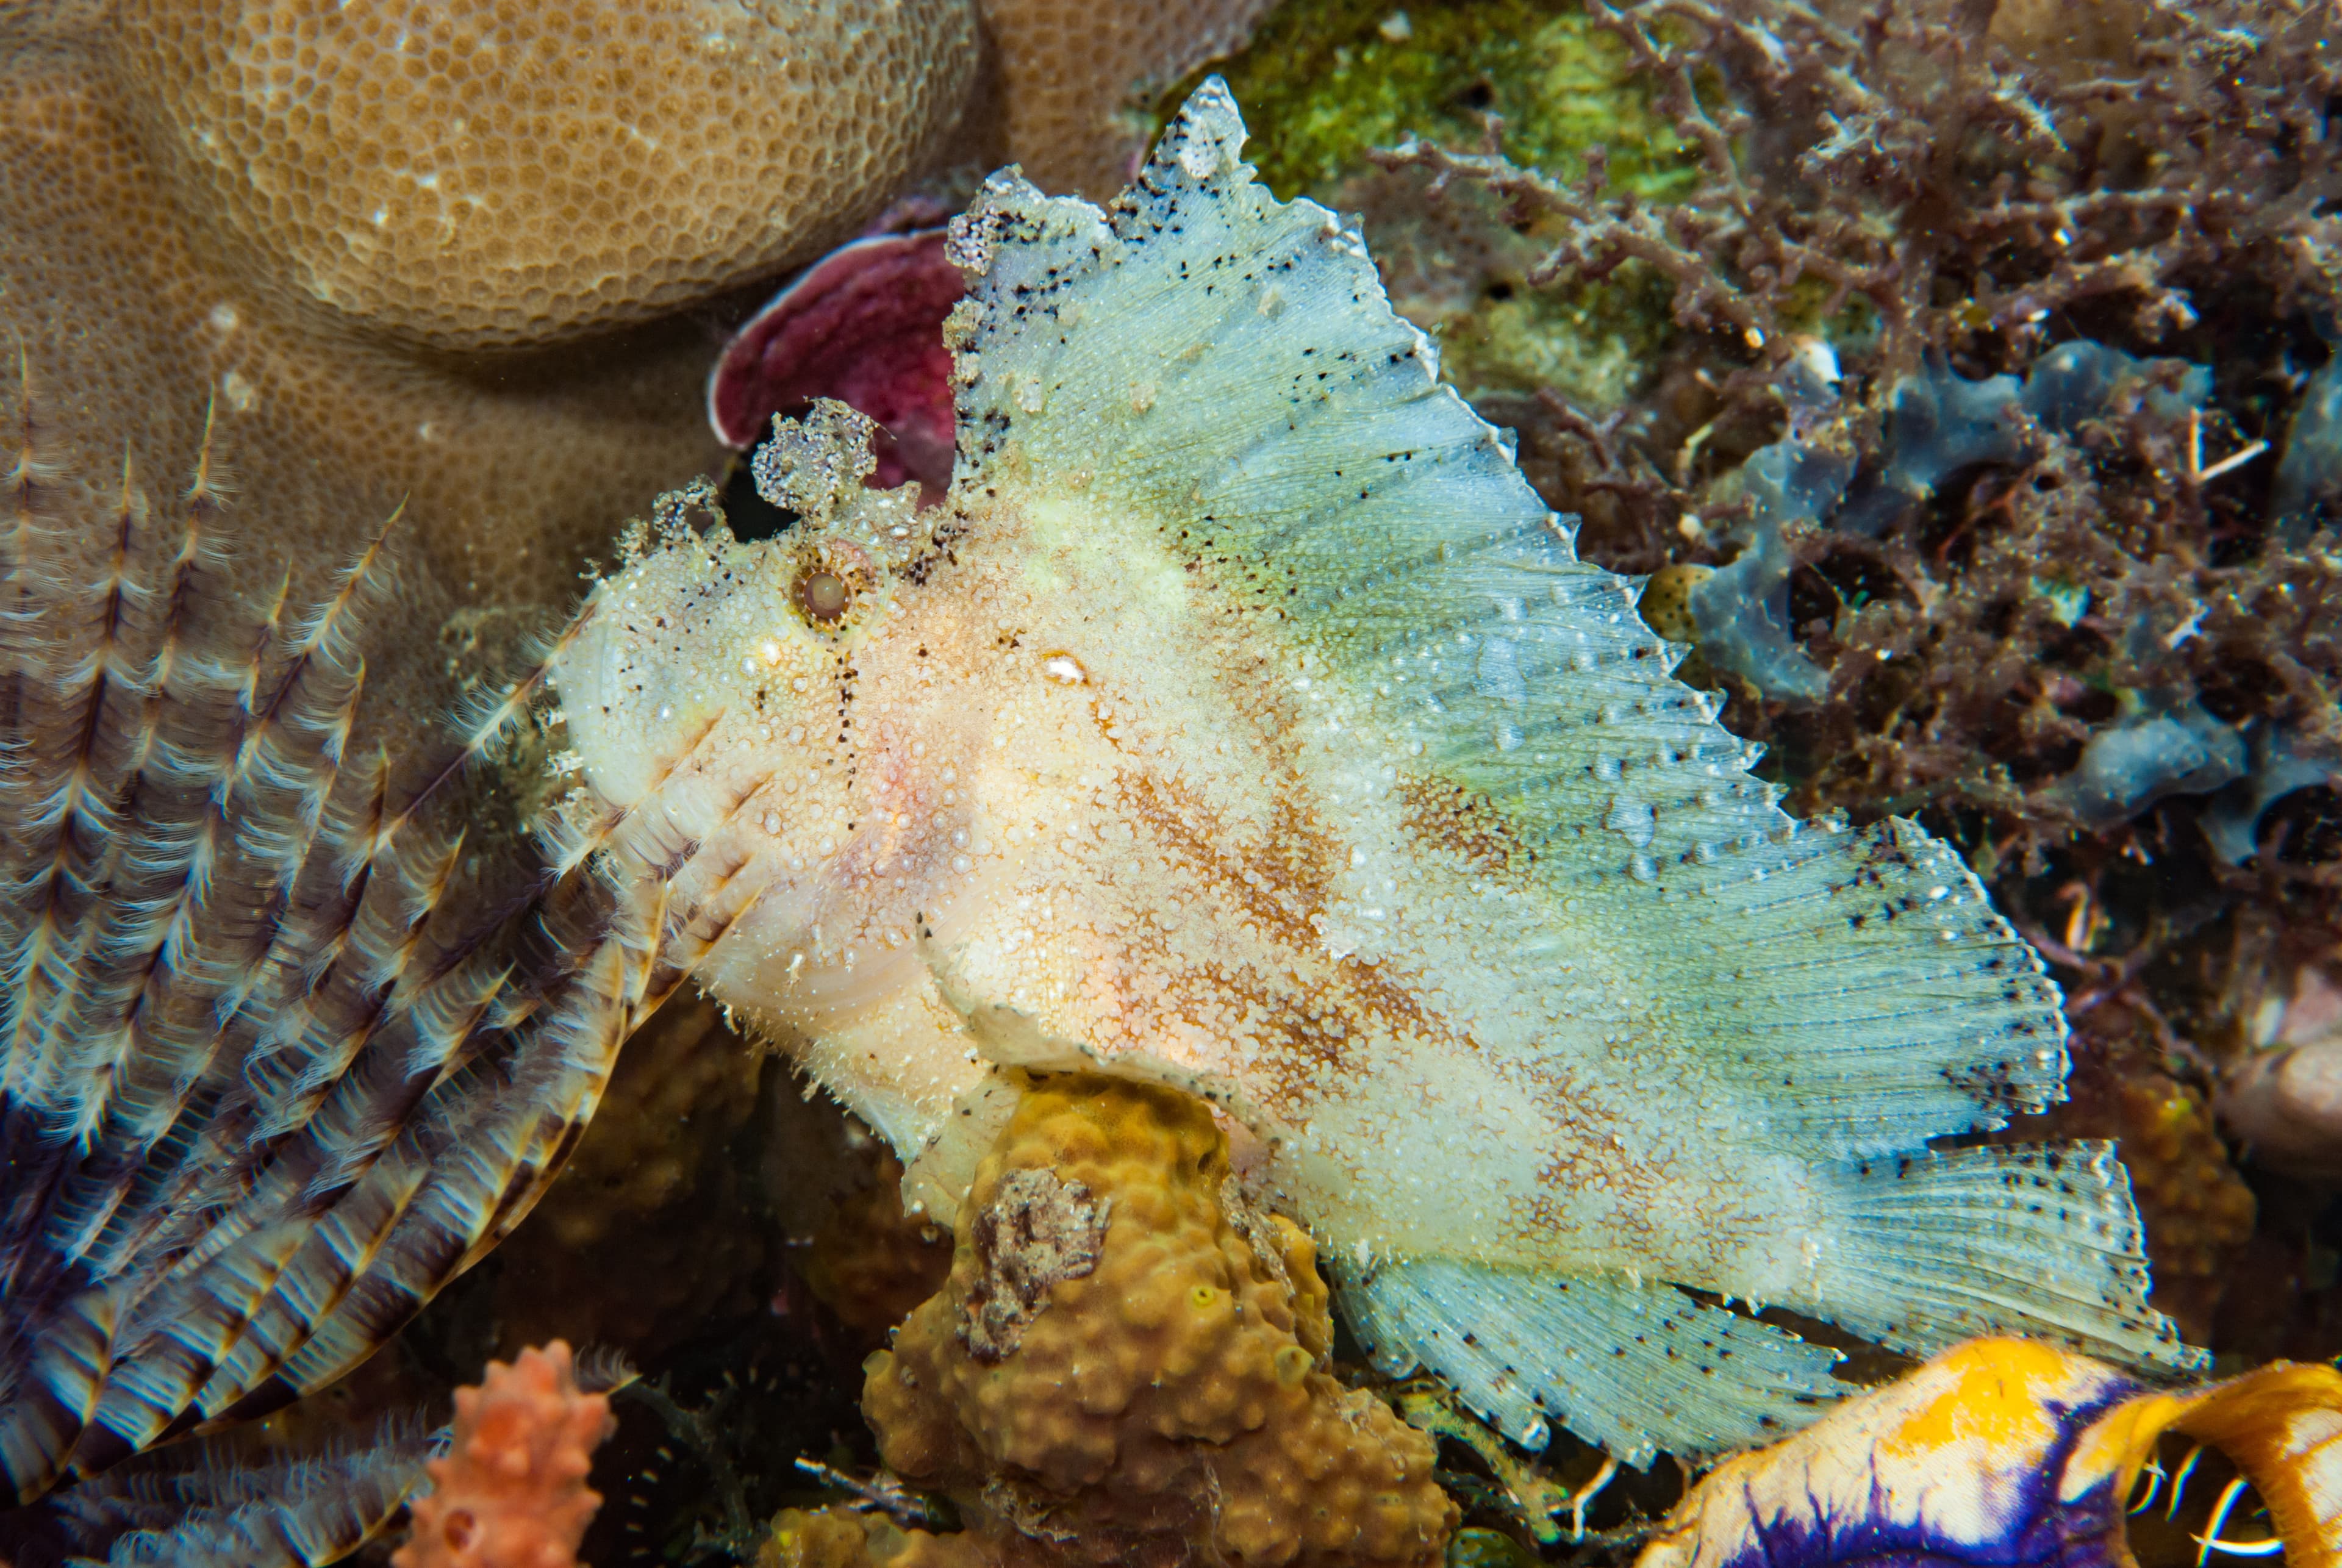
[{"left": 2, "top": 1, "right": 2340, "bottom": 1566}]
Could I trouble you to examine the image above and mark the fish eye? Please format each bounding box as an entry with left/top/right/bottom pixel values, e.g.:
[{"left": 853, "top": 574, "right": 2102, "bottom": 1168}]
[
  {"left": 787, "top": 539, "right": 876, "bottom": 631},
  {"left": 797, "top": 567, "right": 851, "bottom": 623}
]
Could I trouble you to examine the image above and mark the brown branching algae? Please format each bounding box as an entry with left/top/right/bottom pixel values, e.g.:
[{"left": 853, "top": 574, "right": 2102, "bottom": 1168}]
[{"left": 551, "top": 79, "right": 2198, "bottom": 1472}]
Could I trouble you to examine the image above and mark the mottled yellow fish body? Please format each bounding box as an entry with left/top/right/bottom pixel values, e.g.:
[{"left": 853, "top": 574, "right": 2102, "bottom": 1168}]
[{"left": 555, "top": 81, "right": 2201, "bottom": 1464}]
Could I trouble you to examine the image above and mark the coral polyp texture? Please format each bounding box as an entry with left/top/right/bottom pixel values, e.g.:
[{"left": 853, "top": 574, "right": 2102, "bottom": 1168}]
[
  {"left": 116, "top": 0, "right": 978, "bottom": 349},
  {"left": 975, "top": 0, "right": 1283, "bottom": 200},
  {"left": 1, "top": 1, "right": 731, "bottom": 739},
  {"left": 862, "top": 1074, "right": 1456, "bottom": 1567},
  {"left": 393, "top": 1341, "right": 615, "bottom": 1568},
  {"left": 550, "top": 79, "right": 2199, "bottom": 1469}
]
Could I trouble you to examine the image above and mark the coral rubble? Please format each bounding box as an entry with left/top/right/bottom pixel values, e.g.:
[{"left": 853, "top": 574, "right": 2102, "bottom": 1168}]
[
  {"left": 2221, "top": 1031, "right": 2342, "bottom": 1183},
  {"left": 1378, "top": 0, "right": 2339, "bottom": 390},
  {"left": 862, "top": 1074, "right": 1455, "bottom": 1568}
]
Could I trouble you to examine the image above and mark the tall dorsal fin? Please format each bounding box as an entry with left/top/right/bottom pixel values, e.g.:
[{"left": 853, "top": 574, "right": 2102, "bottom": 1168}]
[{"left": 942, "top": 78, "right": 2066, "bottom": 1151}]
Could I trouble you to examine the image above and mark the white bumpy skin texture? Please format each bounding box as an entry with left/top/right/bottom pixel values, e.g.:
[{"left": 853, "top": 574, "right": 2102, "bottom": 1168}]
[{"left": 553, "top": 81, "right": 2202, "bottom": 1465}]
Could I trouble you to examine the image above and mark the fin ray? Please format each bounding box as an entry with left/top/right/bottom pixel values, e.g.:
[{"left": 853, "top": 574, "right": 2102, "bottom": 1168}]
[
  {"left": 1336, "top": 1256, "right": 1847, "bottom": 1466},
  {"left": 1813, "top": 1140, "right": 2205, "bottom": 1372}
]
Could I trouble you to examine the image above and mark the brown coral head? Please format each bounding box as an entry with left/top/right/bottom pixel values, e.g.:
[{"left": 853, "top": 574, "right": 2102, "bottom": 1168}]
[
  {"left": 959, "top": 1168, "right": 1111, "bottom": 1362},
  {"left": 112, "top": 0, "right": 981, "bottom": 348}
]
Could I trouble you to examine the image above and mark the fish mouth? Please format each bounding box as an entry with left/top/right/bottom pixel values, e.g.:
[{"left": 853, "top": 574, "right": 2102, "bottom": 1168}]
[{"left": 554, "top": 546, "right": 786, "bottom": 810}]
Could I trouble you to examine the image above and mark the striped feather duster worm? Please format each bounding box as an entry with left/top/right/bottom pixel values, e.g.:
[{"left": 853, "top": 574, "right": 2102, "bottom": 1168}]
[{"left": 0, "top": 367, "right": 736, "bottom": 1535}]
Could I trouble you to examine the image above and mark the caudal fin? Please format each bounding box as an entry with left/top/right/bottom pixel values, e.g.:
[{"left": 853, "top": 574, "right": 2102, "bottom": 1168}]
[{"left": 1807, "top": 1140, "right": 2203, "bottom": 1372}]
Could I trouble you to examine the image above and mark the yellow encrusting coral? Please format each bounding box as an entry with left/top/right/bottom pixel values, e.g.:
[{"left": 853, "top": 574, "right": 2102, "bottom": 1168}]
[
  {"left": 760, "top": 1506, "right": 1003, "bottom": 1568},
  {"left": 862, "top": 1076, "right": 1456, "bottom": 1568}
]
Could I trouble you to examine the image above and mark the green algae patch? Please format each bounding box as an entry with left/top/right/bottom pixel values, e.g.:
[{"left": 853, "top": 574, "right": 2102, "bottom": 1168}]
[
  {"left": 1156, "top": 0, "right": 1697, "bottom": 412},
  {"left": 1187, "top": 0, "right": 1699, "bottom": 205},
  {"left": 1430, "top": 259, "right": 1674, "bottom": 407}
]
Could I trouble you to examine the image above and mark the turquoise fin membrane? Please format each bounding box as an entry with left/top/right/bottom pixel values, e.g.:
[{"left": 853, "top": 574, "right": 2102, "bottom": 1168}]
[
  {"left": 1816, "top": 1140, "right": 2202, "bottom": 1370},
  {"left": 1335, "top": 1258, "right": 1846, "bottom": 1467}
]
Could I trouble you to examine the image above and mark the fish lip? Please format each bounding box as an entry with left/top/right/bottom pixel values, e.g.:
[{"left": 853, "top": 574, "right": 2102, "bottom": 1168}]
[{"left": 553, "top": 561, "right": 723, "bottom": 811}]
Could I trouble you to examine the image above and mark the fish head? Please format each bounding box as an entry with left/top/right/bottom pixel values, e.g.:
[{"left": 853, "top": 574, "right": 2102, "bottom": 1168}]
[
  {"left": 564, "top": 511, "right": 918, "bottom": 783},
  {"left": 551, "top": 426, "right": 991, "bottom": 1022}
]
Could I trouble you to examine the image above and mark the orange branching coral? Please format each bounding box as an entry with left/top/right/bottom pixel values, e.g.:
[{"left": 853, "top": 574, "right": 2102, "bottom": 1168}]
[
  {"left": 863, "top": 1075, "right": 1456, "bottom": 1568},
  {"left": 395, "top": 1342, "right": 617, "bottom": 1568}
]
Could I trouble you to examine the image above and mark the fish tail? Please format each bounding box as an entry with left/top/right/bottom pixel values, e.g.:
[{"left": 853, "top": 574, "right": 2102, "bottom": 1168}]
[{"left": 1810, "top": 1140, "right": 2205, "bottom": 1372}]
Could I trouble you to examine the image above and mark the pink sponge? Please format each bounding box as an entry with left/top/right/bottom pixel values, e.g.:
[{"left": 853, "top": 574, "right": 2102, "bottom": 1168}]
[{"left": 709, "top": 226, "right": 964, "bottom": 502}]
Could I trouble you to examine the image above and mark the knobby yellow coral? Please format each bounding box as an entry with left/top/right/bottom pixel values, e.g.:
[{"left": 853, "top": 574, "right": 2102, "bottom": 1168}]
[
  {"left": 761, "top": 1506, "right": 999, "bottom": 1568},
  {"left": 862, "top": 1075, "right": 1456, "bottom": 1568}
]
